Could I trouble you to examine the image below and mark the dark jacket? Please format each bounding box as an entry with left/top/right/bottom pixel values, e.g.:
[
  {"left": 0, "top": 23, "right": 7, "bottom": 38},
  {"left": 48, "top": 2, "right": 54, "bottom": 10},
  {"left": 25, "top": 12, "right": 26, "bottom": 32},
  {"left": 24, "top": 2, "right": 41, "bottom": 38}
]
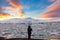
[{"left": 27, "top": 26, "right": 32, "bottom": 34}]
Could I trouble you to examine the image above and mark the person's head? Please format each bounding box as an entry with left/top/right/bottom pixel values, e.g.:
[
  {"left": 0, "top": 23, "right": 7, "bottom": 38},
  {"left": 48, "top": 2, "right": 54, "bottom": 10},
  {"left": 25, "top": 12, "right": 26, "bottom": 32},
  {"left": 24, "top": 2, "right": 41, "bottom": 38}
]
[{"left": 28, "top": 25, "right": 31, "bottom": 28}]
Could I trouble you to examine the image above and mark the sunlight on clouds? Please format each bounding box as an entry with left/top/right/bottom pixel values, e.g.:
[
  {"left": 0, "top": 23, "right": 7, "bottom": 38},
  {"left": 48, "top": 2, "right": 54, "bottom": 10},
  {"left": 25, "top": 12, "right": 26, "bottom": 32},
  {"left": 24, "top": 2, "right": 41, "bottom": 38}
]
[
  {"left": 0, "top": 0, "right": 25, "bottom": 21},
  {"left": 6, "top": 0, "right": 24, "bottom": 17},
  {"left": 0, "top": 13, "right": 10, "bottom": 18},
  {"left": 0, "top": 13, "right": 12, "bottom": 20},
  {"left": 1, "top": 0, "right": 59, "bottom": 21},
  {"left": 18, "top": 12, "right": 24, "bottom": 17},
  {"left": 39, "top": 0, "right": 60, "bottom": 19},
  {"left": 7, "top": 0, "right": 22, "bottom": 9},
  {"left": 0, "top": 13, "right": 24, "bottom": 21}
]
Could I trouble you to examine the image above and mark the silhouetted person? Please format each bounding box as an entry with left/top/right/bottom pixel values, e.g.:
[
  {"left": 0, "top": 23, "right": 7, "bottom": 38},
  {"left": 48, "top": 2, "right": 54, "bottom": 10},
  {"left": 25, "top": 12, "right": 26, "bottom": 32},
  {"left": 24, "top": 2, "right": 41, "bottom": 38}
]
[{"left": 27, "top": 25, "right": 32, "bottom": 40}]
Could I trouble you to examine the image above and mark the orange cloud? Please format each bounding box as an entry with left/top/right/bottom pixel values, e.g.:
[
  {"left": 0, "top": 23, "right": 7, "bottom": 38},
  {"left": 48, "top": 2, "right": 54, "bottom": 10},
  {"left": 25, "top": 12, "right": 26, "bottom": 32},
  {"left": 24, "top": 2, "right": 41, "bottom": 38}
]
[
  {"left": 40, "top": 0, "right": 60, "bottom": 18},
  {"left": 18, "top": 12, "right": 24, "bottom": 17},
  {"left": 7, "top": 0, "right": 22, "bottom": 9},
  {"left": 0, "top": 0, "right": 24, "bottom": 21},
  {"left": 6, "top": 0, "right": 23, "bottom": 11},
  {"left": 4, "top": 0, "right": 24, "bottom": 18},
  {"left": 0, "top": 13, "right": 11, "bottom": 18}
]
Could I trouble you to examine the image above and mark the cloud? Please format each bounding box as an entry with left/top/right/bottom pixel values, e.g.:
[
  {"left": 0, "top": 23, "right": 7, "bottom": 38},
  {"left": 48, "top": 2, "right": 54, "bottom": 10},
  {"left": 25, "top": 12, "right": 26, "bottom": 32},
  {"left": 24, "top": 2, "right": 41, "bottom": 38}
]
[
  {"left": 0, "top": 12, "right": 12, "bottom": 21},
  {"left": 0, "top": 13, "right": 11, "bottom": 18},
  {"left": 7, "top": 0, "right": 22, "bottom": 9},
  {"left": 0, "top": 7, "right": 12, "bottom": 20},
  {"left": 48, "top": 0, "right": 56, "bottom": 2},
  {"left": 4, "top": 0, "right": 24, "bottom": 17},
  {"left": 18, "top": 11, "right": 25, "bottom": 17},
  {"left": 0, "top": 7, "right": 5, "bottom": 13},
  {"left": 0, "top": 0, "right": 24, "bottom": 21},
  {"left": 39, "top": 0, "right": 60, "bottom": 18}
]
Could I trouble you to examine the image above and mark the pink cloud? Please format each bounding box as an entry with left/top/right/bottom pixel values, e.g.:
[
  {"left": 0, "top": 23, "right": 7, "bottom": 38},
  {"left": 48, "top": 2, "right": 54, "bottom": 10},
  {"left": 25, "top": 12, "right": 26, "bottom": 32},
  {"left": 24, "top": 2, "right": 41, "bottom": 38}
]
[
  {"left": 40, "top": 0, "right": 60, "bottom": 18},
  {"left": 48, "top": 0, "right": 56, "bottom": 2}
]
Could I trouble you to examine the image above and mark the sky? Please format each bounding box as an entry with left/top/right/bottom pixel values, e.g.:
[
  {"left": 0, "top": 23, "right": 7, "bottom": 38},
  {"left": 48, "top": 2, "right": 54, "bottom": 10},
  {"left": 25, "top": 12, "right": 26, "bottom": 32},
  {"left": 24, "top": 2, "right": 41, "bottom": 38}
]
[{"left": 0, "top": 0, "right": 60, "bottom": 20}]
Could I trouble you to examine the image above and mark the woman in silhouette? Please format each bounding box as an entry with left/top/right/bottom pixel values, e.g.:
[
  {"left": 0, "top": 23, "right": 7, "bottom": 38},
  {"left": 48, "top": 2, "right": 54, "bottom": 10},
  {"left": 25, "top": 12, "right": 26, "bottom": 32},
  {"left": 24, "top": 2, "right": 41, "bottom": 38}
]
[{"left": 27, "top": 25, "right": 32, "bottom": 40}]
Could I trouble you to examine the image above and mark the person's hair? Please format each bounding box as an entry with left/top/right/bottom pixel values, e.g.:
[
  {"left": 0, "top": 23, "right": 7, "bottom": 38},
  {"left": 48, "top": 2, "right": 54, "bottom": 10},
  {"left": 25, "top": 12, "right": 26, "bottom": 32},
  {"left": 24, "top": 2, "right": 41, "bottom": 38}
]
[{"left": 28, "top": 26, "right": 31, "bottom": 28}]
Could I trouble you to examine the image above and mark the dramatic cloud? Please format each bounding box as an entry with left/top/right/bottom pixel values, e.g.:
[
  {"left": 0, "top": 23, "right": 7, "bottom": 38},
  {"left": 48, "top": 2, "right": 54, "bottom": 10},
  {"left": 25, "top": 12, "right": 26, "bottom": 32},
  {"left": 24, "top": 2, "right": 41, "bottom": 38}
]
[
  {"left": 7, "top": 0, "right": 22, "bottom": 9},
  {"left": 0, "top": 13, "right": 12, "bottom": 21},
  {"left": 7, "top": 0, "right": 24, "bottom": 17},
  {"left": 48, "top": 0, "right": 56, "bottom": 2},
  {"left": 0, "top": 13, "right": 11, "bottom": 18},
  {"left": 0, "top": 0, "right": 24, "bottom": 20},
  {"left": 0, "top": 7, "right": 12, "bottom": 20},
  {"left": 40, "top": 0, "right": 60, "bottom": 18},
  {"left": 18, "top": 11, "right": 24, "bottom": 17},
  {"left": 4, "top": 0, "right": 24, "bottom": 16}
]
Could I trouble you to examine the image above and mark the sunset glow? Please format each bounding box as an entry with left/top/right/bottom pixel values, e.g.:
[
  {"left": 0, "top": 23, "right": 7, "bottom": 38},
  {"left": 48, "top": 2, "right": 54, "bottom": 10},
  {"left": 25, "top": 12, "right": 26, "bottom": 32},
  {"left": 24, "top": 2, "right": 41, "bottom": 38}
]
[
  {"left": 0, "top": 0, "right": 60, "bottom": 21},
  {"left": 40, "top": 0, "right": 60, "bottom": 19}
]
